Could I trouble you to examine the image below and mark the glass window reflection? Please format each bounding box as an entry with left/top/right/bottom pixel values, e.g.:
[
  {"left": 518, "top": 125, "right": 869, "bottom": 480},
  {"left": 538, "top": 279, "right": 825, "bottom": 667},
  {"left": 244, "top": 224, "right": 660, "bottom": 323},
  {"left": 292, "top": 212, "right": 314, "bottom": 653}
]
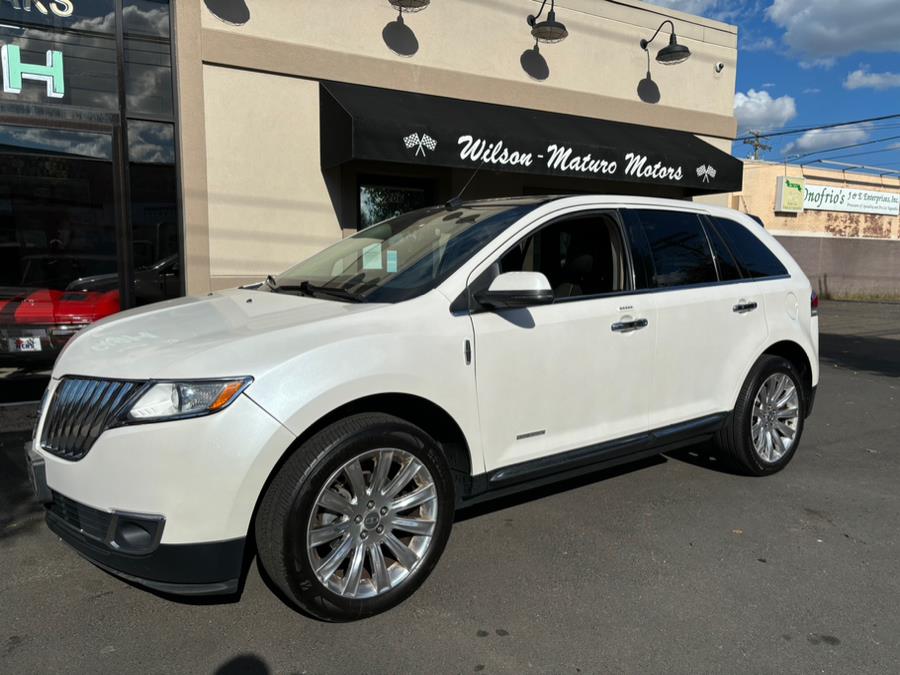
[{"left": 124, "top": 0, "right": 170, "bottom": 38}]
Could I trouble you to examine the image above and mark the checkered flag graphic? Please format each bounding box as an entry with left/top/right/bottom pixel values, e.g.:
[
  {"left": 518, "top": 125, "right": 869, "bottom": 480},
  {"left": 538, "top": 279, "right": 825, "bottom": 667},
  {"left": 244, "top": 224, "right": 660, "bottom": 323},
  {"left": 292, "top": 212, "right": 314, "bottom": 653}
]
[
  {"left": 696, "top": 165, "right": 717, "bottom": 183},
  {"left": 403, "top": 132, "right": 437, "bottom": 157}
]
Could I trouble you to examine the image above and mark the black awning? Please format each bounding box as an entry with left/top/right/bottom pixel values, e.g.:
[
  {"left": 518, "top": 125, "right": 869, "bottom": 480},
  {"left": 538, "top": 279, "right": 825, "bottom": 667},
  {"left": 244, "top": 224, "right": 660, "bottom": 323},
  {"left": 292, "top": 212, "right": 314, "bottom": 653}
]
[{"left": 320, "top": 81, "right": 742, "bottom": 194}]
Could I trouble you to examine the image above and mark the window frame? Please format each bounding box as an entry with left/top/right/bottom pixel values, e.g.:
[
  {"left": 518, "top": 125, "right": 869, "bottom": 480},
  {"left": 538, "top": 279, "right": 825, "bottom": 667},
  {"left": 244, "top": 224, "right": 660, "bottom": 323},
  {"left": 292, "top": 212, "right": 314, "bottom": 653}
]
[
  {"left": 620, "top": 208, "right": 793, "bottom": 294},
  {"left": 703, "top": 215, "right": 790, "bottom": 281},
  {"left": 466, "top": 208, "right": 637, "bottom": 311}
]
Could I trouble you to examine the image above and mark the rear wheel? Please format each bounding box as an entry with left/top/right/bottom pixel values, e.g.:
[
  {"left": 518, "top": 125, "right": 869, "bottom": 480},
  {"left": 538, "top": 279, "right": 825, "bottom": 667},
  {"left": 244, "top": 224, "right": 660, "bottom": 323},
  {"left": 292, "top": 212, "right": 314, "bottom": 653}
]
[
  {"left": 255, "top": 413, "right": 454, "bottom": 621},
  {"left": 716, "top": 355, "right": 805, "bottom": 475}
]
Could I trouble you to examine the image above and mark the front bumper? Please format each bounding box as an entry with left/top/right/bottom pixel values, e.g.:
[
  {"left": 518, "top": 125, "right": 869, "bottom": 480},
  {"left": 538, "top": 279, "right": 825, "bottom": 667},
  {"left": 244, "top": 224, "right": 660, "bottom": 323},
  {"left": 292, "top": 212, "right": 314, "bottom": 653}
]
[
  {"left": 29, "top": 384, "right": 296, "bottom": 593},
  {"left": 46, "top": 505, "right": 245, "bottom": 595}
]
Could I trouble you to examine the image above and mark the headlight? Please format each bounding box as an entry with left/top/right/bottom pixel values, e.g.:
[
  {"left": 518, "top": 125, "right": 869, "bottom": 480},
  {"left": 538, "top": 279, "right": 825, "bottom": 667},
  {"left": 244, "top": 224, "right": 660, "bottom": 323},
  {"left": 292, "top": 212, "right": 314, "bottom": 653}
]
[{"left": 125, "top": 378, "right": 252, "bottom": 422}]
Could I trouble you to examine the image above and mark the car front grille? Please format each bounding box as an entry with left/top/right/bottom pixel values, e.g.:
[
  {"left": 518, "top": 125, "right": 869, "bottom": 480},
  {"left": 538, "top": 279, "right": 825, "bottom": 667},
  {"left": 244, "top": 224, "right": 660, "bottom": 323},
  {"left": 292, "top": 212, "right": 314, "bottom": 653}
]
[
  {"left": 47, "top": 490, "right": 113, "bottom": 542},
  {"left": 40, "top": 377, "right": 143, "bottom": 461}
]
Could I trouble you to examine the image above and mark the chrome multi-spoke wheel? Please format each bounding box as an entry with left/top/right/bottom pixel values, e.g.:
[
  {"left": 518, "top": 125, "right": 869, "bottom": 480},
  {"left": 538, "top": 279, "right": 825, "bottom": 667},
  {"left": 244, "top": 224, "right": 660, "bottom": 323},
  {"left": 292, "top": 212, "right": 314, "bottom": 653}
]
[
  {"left": 751, "top": 372, "right": 800, "bottom": 463},
  {"left": 307, "top": 448, "right": 438, "bottom": 599}
]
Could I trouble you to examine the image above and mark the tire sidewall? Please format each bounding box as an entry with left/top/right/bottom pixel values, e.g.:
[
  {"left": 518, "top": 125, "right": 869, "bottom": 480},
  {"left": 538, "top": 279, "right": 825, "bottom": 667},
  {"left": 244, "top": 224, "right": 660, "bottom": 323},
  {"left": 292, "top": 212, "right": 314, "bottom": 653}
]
[
  {"left": 281, "top": 418, "right": 454, "bottom": 621},
  {"left": 737, "top": 356, "right": 805, "bottom": 475}
]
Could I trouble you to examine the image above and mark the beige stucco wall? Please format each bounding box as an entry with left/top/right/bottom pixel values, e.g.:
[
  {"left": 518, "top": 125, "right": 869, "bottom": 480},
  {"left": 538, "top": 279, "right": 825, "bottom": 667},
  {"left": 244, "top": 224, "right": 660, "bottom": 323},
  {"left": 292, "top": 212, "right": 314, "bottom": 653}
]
[
  {"left": 179, "top": 0, "right": 740, "bottom": 291},
  {"left": 733, "top": 162, "right": 900, "bottom": 240},
  {"left": 202, "top": 67, "right": 341, "bottom": 288}
]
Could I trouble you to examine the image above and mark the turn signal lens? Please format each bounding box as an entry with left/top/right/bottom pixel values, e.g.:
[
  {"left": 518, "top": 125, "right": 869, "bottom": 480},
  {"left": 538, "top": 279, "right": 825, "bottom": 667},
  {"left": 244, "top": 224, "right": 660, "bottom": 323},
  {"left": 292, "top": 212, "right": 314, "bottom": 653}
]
[
  {"left": 811, "top": 290, "right": 819, "bottom": 317},
  {"left": 209, "top": 381, "right": 247, "bottom": 411},
  {"left": 126, "top": 378, "right": 252, "bottom": 422}
]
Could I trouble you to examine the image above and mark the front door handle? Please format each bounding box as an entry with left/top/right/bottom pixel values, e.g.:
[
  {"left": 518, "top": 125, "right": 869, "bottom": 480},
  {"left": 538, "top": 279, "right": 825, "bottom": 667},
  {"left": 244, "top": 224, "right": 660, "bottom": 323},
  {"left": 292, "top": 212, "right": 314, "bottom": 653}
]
[
  {"left": 611, "top": 318, "right": 649, "bottom": 333},
  {"left": 733, "top": 301, "right": 759, "bottom": 314}
]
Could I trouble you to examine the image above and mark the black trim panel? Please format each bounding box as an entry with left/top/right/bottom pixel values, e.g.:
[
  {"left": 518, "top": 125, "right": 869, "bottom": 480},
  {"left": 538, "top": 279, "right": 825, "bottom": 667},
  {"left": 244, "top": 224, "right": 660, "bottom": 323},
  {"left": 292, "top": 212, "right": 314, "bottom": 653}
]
[
  {"left": 806, "top": 385, "right": 817, "bottom": 418},
  {"left": 459, "top": 413, "right": 727, "bottom": 505},
  {"left": 47, "top": 511, "right": 244, "bottom": 595}
]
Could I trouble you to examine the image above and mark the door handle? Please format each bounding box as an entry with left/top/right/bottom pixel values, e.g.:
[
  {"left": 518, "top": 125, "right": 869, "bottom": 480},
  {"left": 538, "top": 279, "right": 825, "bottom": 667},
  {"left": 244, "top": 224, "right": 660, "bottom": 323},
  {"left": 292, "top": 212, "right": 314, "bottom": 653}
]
[
  {"left": 611, "top": 318, "right": 649, "bottom": 333},
  {"left": 733, "top": 301, "right": 758, "bottom": 314}
]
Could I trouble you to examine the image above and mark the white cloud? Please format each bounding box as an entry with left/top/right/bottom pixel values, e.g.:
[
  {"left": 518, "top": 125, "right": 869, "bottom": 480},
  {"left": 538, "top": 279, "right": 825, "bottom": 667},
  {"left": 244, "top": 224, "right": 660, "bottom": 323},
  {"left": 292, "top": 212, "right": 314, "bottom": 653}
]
[
  {"left": 734, "top": 89, "right": 797, "bottom": 133},
  {"left": 743, "top": 36, "right": 776, "bottom": 52},
  {"left": 803, "top": 88, "right": 822, "bottom": 94},
  {"left": 844, "top": 68, "right": 900, "bottom": 90},
  {"left": 767, "top": 0, "right": 900, "bottom": 59},
  {"left": 762, "top": 82, "right": 776, "bottom": 89},
  {"left": 646, "top": 0, "right": 720, "bottom": 15},
  {"left": 785, "top": 124, "right": 870, "bottom": 156}
]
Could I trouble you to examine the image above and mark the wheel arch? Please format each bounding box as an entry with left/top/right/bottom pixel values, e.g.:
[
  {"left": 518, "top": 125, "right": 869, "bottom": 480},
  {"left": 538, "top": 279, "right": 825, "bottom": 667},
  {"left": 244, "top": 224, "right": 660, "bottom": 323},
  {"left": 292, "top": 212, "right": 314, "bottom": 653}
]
[
  {"left": 245, "top": 393, "right": 473, "bottom": 547},
  {"left": 759, "top": 340, "right": 814, "bottom": 414}
]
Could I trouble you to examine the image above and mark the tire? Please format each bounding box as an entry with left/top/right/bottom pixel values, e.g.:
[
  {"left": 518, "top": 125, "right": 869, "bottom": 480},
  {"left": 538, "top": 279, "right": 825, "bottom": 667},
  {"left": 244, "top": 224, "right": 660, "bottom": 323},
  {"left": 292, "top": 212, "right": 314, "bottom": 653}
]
[
  {"left": 716, "top": 355, "right": 806, "bottom": 476},
  {"left": 255, "top": 412, "right": 454, "bottom": 621}
]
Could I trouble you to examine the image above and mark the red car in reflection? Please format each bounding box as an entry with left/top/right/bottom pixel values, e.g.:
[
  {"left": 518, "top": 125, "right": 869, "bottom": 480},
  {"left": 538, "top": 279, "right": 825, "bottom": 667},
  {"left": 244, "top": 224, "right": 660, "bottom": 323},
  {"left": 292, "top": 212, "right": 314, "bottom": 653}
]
[{"left": 0, "top": 254, "right": 121, "bottom": 364}]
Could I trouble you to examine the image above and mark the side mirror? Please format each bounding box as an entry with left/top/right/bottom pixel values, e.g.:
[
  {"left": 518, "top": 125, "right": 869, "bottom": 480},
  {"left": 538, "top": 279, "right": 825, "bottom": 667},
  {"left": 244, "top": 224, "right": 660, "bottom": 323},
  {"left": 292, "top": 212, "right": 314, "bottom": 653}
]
[{"left": 474, "top": 271, "right": 554, "bottom": 310}]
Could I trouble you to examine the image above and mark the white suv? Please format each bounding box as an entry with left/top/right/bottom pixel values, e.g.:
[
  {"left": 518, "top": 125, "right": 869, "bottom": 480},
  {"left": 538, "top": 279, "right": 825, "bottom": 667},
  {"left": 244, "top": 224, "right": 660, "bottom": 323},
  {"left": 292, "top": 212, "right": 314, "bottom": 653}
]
[{"left": 27, "top": 196, "right": 819, "bottom": 620}]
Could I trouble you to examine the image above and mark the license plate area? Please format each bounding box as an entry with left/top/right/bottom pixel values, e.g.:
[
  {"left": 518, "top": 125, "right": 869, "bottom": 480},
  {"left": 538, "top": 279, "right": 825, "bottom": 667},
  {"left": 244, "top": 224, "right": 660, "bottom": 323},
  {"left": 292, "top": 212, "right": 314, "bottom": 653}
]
[{"left": 12, "top": 336, "right": 43, "bottom": 352}]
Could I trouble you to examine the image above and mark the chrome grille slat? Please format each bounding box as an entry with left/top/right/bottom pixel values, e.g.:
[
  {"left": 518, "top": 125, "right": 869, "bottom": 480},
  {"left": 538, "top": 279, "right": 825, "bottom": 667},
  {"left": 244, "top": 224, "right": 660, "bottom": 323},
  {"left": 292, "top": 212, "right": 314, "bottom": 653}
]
[{"left": 40, "top": 377, "right": 142, "bottom": 461}]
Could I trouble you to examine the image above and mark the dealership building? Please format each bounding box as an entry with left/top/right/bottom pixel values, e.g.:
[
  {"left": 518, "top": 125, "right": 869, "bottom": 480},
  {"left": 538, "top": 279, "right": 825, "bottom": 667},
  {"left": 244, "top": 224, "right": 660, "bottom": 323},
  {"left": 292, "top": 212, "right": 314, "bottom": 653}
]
[
  {"left": 732, "top": 161, "right": 900, "bottom": 299},
  {"left": 0, "top": 0, "right": 743, "bottom": 367}
]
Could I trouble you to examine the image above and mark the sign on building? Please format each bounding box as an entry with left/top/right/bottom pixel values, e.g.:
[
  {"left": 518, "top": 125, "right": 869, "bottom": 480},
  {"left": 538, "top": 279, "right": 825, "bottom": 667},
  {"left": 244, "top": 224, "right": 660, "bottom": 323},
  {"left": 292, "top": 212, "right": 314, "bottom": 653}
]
[
  {"left": 804, "top": 184, "right": 900, "bottom": 217},
  {"left": 775, "top": 176, "right": 805, "bottom": 213},
  {"left": 1, "top": 43, "right": 65, "bottom": 98}
]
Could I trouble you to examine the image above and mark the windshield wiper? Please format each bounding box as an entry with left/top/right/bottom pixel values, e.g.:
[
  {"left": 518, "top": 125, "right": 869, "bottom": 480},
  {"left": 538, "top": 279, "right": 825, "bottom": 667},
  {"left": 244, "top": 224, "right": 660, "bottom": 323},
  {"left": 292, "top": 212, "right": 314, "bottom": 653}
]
[
  {"left": 265, "top": 276, "right": 366, "bottom": 303},
  {"left": 298, "top": 281, "right": 366, "bottom": 303}
]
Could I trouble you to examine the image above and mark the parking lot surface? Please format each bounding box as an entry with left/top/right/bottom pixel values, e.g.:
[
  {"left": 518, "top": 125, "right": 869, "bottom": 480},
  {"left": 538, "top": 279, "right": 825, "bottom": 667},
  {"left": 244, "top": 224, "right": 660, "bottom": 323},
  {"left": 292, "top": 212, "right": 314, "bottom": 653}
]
[{"left": 1, "top": 300, "right": 898, "bottom": 674}]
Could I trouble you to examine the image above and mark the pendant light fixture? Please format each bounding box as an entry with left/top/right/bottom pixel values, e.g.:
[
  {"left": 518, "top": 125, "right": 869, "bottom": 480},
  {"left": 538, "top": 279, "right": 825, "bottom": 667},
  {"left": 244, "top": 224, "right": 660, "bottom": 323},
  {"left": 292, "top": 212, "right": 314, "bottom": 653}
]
[
  {"left": 640, "top": 19, "right": 691, "bottom": 65},
  {"left": 389, "top": 0, "right": 430, "bottom": 12},
  {"left": 527, "top": 0, "right": 568, "bottom": 45}
]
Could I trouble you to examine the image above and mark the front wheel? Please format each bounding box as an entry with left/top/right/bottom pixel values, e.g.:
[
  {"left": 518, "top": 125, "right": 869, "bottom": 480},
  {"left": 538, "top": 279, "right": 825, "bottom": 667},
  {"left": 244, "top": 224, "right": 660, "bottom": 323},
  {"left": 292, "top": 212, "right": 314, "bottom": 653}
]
[
  {"left": 255, "top": 413, "right": 454, "bottom": 621},
  {"left": 716, "top": 355, "right": 806, "bottom": 476}
]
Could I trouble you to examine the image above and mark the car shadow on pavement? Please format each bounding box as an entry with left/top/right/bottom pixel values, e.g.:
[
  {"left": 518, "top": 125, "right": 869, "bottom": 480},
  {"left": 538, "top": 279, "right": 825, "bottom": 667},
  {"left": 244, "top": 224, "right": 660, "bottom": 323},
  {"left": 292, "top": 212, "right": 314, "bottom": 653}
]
[
  {"left": 0, "top": 427, "right": 43, "bottom": 542},
  {"left": 820, "top": 331, "right": 900, "bottom": 378},
  {"left": 664, "top": 440, "right": 746, "bottom": 476}
]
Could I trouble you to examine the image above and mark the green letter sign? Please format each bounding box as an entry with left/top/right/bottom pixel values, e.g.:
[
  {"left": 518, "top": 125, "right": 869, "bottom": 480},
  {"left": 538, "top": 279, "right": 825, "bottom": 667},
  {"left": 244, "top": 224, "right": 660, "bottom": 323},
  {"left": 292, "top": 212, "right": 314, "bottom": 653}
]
[{"left": 1, "top": 44, "right": 65, "bottom": 98}]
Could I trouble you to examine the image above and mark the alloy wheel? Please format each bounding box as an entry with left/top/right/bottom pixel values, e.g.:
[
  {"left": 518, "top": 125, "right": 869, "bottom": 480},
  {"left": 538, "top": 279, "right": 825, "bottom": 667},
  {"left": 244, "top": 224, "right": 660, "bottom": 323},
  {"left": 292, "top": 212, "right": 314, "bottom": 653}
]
[
  {"left": 751, "top": 373, "right": 800, "bottom": 463},
  {"left": 307, "top": 448, "right": 438, "bottom": 599}
]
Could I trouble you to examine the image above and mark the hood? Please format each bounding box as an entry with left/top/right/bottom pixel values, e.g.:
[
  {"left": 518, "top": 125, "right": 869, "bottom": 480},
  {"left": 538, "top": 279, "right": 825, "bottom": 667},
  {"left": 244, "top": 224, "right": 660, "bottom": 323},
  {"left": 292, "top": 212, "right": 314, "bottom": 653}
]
[{"left": 53, "top": 288, "right": 386, "bottom": 380}]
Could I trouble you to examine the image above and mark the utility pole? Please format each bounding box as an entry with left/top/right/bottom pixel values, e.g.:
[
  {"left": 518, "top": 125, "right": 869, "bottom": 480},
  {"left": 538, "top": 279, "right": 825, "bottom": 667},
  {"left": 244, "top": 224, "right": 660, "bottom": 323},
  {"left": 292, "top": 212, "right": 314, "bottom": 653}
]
[{"left": 743, "top": 130, "right": 772, "bottom": 160}]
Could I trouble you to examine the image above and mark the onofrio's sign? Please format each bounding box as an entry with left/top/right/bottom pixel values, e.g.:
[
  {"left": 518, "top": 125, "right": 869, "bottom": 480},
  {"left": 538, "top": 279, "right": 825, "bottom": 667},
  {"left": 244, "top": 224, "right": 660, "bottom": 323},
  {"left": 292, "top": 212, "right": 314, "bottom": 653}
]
[
  {"left": 1, "top": 43, "right": 65, "bottom": 98},
  {"left": 804, "top": 184, "right": 899, "bottom": 216}
]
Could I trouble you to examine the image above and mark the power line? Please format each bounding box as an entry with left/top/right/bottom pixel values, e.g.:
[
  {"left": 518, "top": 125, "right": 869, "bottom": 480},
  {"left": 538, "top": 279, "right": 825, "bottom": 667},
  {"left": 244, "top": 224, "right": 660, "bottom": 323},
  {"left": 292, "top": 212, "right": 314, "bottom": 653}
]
[
  {"left": 736, "top": 113, "right": 900, "bottom": 142},
  {"left": 812, "top": 146, "right": 900, "bottom": 162},
  {"left": 789, "top": 134, "right": 900, "bottom": 160}
]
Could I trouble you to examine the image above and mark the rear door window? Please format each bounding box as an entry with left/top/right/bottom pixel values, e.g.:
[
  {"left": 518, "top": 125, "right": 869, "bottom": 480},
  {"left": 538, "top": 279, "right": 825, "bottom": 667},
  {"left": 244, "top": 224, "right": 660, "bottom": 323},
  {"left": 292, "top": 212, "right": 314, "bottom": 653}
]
[
  {"left": 709, "top": 217, "right": 788, "bottom": 279},
  {"left": 632, "top": 210, "right": 718, "bottom": 288},
  {"left": 704, "top": 223, "right": 742, "bottom": 282}
]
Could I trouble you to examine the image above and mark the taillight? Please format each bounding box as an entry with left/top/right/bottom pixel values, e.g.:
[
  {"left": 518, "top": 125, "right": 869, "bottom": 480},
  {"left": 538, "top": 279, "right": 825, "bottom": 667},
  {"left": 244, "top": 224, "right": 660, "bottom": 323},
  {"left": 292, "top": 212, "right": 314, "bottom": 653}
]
[{"left": 811, "top": 290, "right": 819, "bottom": 317}]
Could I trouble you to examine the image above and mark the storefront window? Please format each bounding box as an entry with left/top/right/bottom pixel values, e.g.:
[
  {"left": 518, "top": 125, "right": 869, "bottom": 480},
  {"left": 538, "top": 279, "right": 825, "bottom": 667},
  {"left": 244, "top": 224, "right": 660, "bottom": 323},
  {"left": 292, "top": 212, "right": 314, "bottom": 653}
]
[
  {"left": 359, "top": 177, "right": 433, "bottom": 229},
  {"left": 124, "top": 37, "right": 173, "bottom": 118},
  {"left": 0, "top": 123, "right": 118, "bottom": 364},
  {"left": 0, "top": 1, "right": 116, "bottom": 33},
  {"left": 123, "top": 0, "right": 170, "bottom": 38},
  {"left": 0, "top": 0, "right": 180, "bottom": 380},
  {"left": 128, "top": 120, "right": 179, "bottom": 304}
]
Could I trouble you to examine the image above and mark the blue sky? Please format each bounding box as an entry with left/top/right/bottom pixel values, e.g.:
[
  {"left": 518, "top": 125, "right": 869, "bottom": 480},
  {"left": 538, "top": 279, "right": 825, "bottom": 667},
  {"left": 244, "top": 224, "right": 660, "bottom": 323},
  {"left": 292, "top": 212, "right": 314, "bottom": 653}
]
[{"left": 648, "top": 0, "right": 900, "bottom": 170}]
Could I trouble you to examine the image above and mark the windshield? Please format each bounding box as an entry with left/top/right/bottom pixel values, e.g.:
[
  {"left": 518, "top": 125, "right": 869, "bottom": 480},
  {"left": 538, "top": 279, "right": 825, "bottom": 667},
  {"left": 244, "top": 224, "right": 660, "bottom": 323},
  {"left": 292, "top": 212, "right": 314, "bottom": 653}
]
[{"left": 272, "top": 202, "right": 539, "bottom": 303}]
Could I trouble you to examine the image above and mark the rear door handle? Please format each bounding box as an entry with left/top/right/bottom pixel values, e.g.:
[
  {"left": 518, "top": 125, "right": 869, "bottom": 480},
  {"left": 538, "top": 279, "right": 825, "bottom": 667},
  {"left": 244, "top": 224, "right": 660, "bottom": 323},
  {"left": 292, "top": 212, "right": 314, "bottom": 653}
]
[
  {"left": 733, "top": 301, "right": 758, "bottom": 314},
  {"left": 611, "top": 318, "right": 649, "bottom": 333}
]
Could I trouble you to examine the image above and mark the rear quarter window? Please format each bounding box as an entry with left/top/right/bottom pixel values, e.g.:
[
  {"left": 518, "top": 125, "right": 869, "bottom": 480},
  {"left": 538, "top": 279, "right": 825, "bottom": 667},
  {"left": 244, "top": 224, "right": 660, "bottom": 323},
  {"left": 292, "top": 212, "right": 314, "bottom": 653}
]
[{"left": 709, "top": 217, "right": 788, "bottom": 279}]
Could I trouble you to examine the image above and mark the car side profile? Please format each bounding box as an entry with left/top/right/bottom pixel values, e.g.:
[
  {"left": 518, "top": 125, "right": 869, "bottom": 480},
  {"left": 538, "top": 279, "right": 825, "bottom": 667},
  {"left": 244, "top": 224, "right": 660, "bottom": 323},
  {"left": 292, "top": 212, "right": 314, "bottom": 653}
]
[{"left": 27, "top": 195, "right": 819, "bottom": 621}]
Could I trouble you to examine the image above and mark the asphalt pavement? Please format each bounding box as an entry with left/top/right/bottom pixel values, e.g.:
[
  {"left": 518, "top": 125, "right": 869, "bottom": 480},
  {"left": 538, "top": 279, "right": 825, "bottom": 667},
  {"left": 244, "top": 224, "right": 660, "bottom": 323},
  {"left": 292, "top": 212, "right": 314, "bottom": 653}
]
[{"left": 1, "top": 300, "right": 898, "bottom": 674}]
